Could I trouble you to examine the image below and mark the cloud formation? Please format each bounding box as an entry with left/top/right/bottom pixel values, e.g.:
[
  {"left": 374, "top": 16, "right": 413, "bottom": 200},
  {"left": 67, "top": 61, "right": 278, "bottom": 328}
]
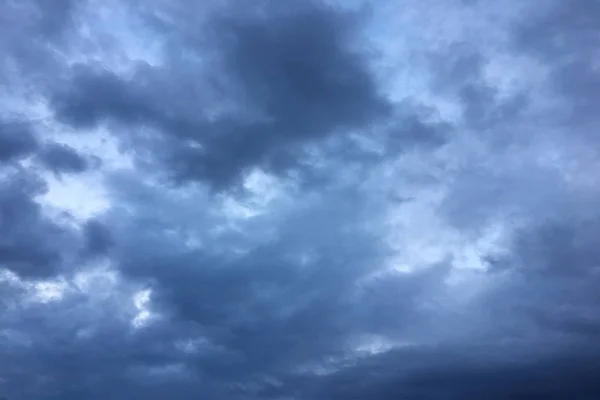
[{"left": 1, "top": 0, "right": 600, "bottom": 399}]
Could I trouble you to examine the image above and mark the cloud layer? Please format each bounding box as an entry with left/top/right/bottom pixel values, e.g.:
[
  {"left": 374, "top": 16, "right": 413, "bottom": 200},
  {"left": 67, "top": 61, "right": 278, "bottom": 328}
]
[{"left": 1, "top": 0, "right": 600, "bottom": 399}]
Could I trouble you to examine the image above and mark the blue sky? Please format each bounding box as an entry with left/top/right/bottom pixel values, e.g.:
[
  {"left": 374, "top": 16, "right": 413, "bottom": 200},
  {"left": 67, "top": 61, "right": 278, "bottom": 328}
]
[{"left": 1, "top": 0, "right": 600, "bottom": 399}]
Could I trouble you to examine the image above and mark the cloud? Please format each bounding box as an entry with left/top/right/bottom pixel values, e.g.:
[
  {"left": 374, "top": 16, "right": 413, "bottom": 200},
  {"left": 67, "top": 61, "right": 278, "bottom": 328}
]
[
  {"left": 0, "top": 121, "right": 39, "bottom": 163},
  {"left": 0, "top": 172, "right": 451, "bottom": 398},
  {"left": 0, "top": 122, "right": 93, "bottom": 277},
  {"left": 315, "top": 345, "right": 600, "bottom": 400},
  {"left": 49, "top": 0, "right": 443, "bottom": 190},
  {"left": 514, "top": 0, "right": 600, "bottom": 133},
  {"left": 102, "top": 176, "right": 448, "bottom": 379},
  {"left": 2, "top": 0, "right": 600, "bottom": 399},
  {"left": 81, "top": 219, "right": 114, "bottom": 258},
  {"left": 38, "top": 143, "right": 89, "bottom": 174},
  {"left": 0, "top": 0, "right": 83, "bottom": 92},
  {"left": 0, "top": 171, "right": 74, "bottom": 278}
]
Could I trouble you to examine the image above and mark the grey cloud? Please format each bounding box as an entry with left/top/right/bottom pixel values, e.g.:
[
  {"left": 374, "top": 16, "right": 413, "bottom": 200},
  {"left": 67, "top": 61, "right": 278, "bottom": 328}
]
[
  {"left": 50, "top": 1, "right": 443, "bottom": 190},
  {"left": 515, "top": 0, "right": 600, "bottom": 132},
  {"left": 0, "top": 127, "right": 90, "bottom": 278},
  {"left": 207, "top": 3, "right": 388, "bottom": 135},
  {"left": 81, "top": 219, "right": 114, "bottom": 257},
  {"left": 0, "top": 169, "right": 456, "bottom": 398},
  {"left": 104, "top": 180, "right": 446, "bottom": 381},
  {"left": 0, "top": 0, "right": 83, "bottom": 90},
  {"left": 2, "top": 1, "right": 600, "bottom": 399},
  {"left": 37, "top": 143, "right": 89, "bottom": 174},
  {"left": 0, "top": 121, "right": 39, "bottom": 163},
  {"left": 436, "top": 202, "right": 600, "bottom": 358},
  {"left": 0, "top": 121, "right": 89, "bottom": 175},
  {"left": 32, "top": 0, "right": 80, "bottom": 37},
  {"left": 428, "top": 44, "right": 529, "bottom": 139},
  {"left": 497, "top": 219, "right": 600, "bottom": 341},
  {"left": 0, "top": 279, "right": 189, "bottom": 399},
  {"left": 315, "top": 345, "right": 600, "bottom": 400},
  {"left": 0, "top": 171, "right": 79, "bottom": 278}
]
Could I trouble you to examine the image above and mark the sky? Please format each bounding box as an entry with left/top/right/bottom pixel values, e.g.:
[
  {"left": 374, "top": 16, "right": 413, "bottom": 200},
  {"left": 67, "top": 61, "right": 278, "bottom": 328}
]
[{"left": 1, "top": 0, "right": 600, "bottom": 399}]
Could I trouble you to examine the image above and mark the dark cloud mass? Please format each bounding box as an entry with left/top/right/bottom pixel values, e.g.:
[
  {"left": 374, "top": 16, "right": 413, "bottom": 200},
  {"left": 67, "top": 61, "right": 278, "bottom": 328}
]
[
  {"left": 0, "top": 121, "right": 39, "bottom": 162},
  {"left": 37, "top": 143, "right": 89, "bottom": 174},
  {"left": 50, "top": 1, "right": 413, "bottom": 188},
  {"left": 2, "top": 0, "right": 600, "bottom": 399},
  {"left": 0, "top": 171, "right": 77, "bottom": 278}
]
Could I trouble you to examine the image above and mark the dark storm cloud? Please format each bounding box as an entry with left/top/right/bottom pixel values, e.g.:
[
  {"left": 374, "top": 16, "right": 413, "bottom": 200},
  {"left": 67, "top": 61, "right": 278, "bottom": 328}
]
[
  {"left": 3, "top": 0, "right": 600, "bottom": 399},
  {"left": 0, "top": 170, "right": 79, "bottom": 278},
  {"left": 32, "top": 0, "right": 80, "bottom": 37},
  {"left": 1, "top": 0, "right": 83, "bottom": 88},
  {"left": 0, "top": 125, "right": 88, "bottom": 279},
  {"left": 515, "top": 0, "right": 600, "bottom": 132},
  {"left": 0, "top": 120, "right": 89, "bottom": 174},
  {"left": 0, "top": 278, "right": 196, "bottom": 400},
  {"left": 450, "top": 0, "right": 600, "bottom": 344},
  {"left": 38, "top": 143, "right": 89, "bottom": 174},
  {"left": 0, "top": 121, "right": 39, "bottom": 162},
  {"left": 491, "top": 218, "right": 600, "bottom": 342},
  {"left": 50, "top": 0, "right": 443, "bottom": 190},
  {"left": 0, "top": 123, "right": 90, "bottom": 276},
  {"left": 81, "top": 219, "right": 114, "bottom": 257},
  {"left": 0, "top": 175, "right": 451, "bottom": 399},
  {"left": 314, "top": 345, "right": 600, "bottom": 400},
  {"left": 428, "top": 43, "right": 529, "bottom": 139},
  {"left": 101, "top": 180, "right": 449, "bottom": 382}
]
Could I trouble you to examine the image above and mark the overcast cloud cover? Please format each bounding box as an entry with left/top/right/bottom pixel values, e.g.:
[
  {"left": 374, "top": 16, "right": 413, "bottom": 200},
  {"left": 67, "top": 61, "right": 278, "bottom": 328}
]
[{"left": 1, "top": 0, "right": 600, "bottom": 398}]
